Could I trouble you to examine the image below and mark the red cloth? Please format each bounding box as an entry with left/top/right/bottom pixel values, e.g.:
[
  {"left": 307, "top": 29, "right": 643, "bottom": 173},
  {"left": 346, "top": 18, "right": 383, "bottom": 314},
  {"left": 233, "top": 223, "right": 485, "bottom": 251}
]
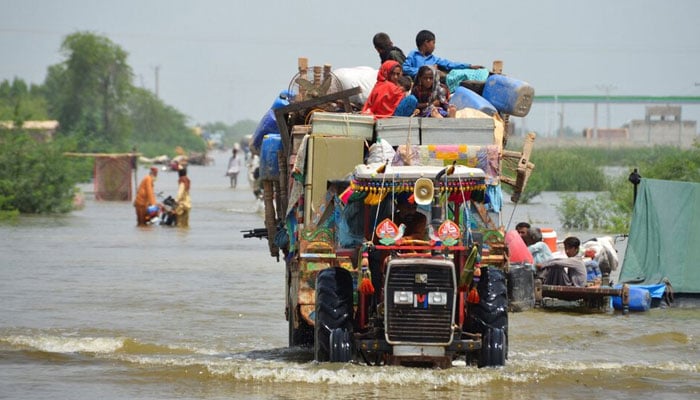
[
  {"left": 93, "top": 156, "right": 132, "bottom": 201},
  {"left": 505, "top": 229, "right": 534, "bottom": 264},
  {"left": 361, "top": 60, "right": 404, "bottom": 118},
  {"left": 178, "top": 176, "right": 190, "bottom": 192}
]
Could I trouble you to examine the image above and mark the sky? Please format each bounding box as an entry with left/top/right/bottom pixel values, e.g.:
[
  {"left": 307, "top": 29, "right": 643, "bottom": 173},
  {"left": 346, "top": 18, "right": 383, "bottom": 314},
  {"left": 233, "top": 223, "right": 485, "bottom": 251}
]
[{"left": 2, "top": 0, "right": 699, "bottom": 136}]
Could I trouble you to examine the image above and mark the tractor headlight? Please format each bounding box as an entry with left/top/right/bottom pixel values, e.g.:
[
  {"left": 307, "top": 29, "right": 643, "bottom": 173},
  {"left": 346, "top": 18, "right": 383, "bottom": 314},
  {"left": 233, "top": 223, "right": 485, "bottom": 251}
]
[
  {"left": 393, "top": 291, "right": 414, "bottom": 305},
  {"left": 428, "top": 291, "right": 447, "bottom": 306}
]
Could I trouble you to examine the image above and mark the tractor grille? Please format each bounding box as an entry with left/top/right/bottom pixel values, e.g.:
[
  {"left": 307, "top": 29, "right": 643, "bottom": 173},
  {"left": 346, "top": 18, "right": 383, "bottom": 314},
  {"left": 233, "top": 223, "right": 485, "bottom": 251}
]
[{"left": 385, "top": 259, "right": 456, "bottom": 345}]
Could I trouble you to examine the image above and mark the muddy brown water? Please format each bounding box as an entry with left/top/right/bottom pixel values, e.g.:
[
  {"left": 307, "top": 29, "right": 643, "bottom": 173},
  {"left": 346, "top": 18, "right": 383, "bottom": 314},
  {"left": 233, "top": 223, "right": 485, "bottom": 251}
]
[{"left": 1, "top": 150, "right": 698, "bottom": 399}]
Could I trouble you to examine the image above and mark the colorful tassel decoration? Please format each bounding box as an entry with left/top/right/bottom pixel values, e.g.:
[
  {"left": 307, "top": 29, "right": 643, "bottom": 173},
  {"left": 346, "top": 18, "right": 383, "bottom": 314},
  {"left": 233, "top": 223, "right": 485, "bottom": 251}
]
[
  {"left": 375, "top": 160, "right": 388, "bottom": 174},
  {"left": 467, "top": 285, "right": 480, "bottom": 304},
  {"left": 467, "top": 265, "right": 482, "bottom": 304},
  {"left": 358, "top": 252, "right": 375, "bottom": 295},
  {"left": 339, "top": 185, "right": 354, "bottom": 205}
]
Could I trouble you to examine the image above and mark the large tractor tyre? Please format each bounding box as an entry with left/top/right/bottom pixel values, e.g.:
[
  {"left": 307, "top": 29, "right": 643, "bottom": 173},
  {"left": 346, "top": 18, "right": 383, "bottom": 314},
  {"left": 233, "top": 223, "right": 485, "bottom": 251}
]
[
  {"left": 477, "top": 327, "right": 507, "bottom": 368},
  {"left": 465, "top": 266, "right": 509, "bottom": 330},
  {"left": 330, "top": 327, "right": 352, "bottom": 362},
  {"left": 288, "top": 308, "right": 314, "bottom": 347},
  {"left": 314, "top": 267, "right": 354, "bottom": 362},
  {"left": 464, "top": 266, "right": 509, "bottom": 366}
]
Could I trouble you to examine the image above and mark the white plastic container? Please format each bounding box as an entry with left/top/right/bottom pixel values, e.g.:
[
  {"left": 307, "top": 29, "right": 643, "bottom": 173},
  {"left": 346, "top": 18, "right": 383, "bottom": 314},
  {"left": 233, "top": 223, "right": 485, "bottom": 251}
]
[
  {"left": 420, "top": 117, "right": 495, "bottom": 145},
  {"left": 375, "top": 117, "right": 420, "bottom": 146},
  {"left": 310, "top": 112, "right": 374, "bottom": 139}
]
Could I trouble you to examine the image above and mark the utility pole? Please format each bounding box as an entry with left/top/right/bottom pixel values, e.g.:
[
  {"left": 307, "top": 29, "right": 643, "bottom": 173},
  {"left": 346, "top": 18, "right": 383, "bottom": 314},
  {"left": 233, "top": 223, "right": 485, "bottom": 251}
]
[
  {"left": 154, "top": 65, "right": 160, "bottom": 99},
  {"left": 596, "top": 84, "right": 617, "bottom": 129}
]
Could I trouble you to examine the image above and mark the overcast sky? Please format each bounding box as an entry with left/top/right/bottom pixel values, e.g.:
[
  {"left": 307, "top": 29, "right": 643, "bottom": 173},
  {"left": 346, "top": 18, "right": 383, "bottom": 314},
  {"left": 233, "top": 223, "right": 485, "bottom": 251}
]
[{"left": 2, "top": 0, "right": 699, "bottom": 135}]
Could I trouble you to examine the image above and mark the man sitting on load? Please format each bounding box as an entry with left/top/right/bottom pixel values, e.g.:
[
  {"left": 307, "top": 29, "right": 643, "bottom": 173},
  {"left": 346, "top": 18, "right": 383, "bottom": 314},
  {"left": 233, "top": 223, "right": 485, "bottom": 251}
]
[{"left": 537, "top": 236, "right": 587, "bottom": 287}]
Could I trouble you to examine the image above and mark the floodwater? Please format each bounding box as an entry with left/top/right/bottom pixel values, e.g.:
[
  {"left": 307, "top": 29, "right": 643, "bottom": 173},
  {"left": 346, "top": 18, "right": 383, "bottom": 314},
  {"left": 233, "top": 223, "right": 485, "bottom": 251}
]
[{"left": 1, "top": 150, "right": 698, "bottom": 400}]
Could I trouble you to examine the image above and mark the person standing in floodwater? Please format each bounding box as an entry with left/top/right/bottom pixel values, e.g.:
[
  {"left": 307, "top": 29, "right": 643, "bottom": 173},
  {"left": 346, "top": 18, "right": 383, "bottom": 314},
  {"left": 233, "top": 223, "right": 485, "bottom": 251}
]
[
  {"left": 175, "top": 165, "right": 191, "bottom": 228},
  {"left": 133, "top": 166, "right": 158, "bottom": 226},
  {"left": 226, "top": 146, "right": 244, "bottom": 188}
]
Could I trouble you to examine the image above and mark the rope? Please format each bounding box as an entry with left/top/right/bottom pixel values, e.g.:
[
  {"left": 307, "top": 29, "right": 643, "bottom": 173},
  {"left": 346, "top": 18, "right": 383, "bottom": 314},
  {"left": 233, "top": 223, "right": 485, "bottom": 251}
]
[
  {"left": 369, "top": 161, "right": 390, "bottom": 244},
  {"left": 343, "top": 113, "right": 350, "bottom": 136},
  {"left": 505, "top": 201, "right": 519, "bottom": 232},
  {"left": 396, "top": 116, "right": 418, "bottom": 165},
  {"left": 305, "top": 108, "right": 327, "bottom": 125},
  {"left": 457, "top": 174, "right": 472, "bottom": 244}
]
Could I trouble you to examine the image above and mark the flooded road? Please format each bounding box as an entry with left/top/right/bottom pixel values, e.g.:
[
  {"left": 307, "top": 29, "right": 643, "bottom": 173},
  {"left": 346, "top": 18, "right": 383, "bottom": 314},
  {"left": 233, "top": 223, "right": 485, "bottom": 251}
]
[{"left": 1, "top": 150, "right": 698, "bottom": 399}]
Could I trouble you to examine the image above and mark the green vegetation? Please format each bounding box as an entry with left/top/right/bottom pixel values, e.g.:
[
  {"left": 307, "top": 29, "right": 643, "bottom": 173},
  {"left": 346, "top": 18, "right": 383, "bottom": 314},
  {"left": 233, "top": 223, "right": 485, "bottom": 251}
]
[
  {"left": 529, "top": 148, "right": 609, "bottom": 191},
  {"left": 202, "top": 119, "right": 258, "bottom": 149},
  {"left": 128, "top": 87, "right": 205, "bottom": 155},
  {"left": 556, "top": 193, "right": 628, "bottom": 232},
  {"left": 44, "top": 32, "right": 134, "bottom": 151},
  {"left": 503, "top": 147, "right": 608, "bottom": 203},
  {"left": 531, "top": 144, "right": 700, "bottom": 233},
  {"left": 0, "top": 79, "right": 49, "bottom": 123},
  {"left": 0, "top": 130, "right": 87, "bottom": 214},
  {"left": 1, "top": 31, "right": 216, "bottom": 215}
]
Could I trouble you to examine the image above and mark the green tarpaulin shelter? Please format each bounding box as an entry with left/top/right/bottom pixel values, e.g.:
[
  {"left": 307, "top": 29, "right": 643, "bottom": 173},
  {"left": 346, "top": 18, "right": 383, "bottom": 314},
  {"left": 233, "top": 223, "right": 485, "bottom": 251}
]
[{"left": 619, "top": 178, "right": 700, "bottom": 294}]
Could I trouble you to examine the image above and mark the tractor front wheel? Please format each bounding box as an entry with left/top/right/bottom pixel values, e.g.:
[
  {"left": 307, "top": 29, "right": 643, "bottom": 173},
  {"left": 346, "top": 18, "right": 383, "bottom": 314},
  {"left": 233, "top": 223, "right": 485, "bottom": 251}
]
[{"left": 314, "top": 267, "right": 354, "bottom": 362}]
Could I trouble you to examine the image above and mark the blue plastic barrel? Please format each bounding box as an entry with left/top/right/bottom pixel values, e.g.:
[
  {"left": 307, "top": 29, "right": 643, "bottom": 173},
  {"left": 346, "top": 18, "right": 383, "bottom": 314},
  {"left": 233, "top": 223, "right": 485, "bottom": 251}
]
[
  {"left": 481, "top": 74, "right": 535, "bottom": 117},
  {"left": 260, "top": 134, "right": 282, "bottom": 180},
  {"left": 449, "top": 86, "right": 497, "bottom": 115},
  {"left": 251, "top": 109, "right": 278, "bottom": 154},
  {"left": 613, "top": 286, "right": 651, "bottom": 312}
]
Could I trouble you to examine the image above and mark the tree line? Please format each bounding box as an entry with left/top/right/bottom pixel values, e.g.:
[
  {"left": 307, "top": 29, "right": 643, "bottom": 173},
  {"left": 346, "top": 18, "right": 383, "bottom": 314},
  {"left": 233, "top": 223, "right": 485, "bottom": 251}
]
[{"left": 0, "top": 31, "right": 243, "bottom": 215}]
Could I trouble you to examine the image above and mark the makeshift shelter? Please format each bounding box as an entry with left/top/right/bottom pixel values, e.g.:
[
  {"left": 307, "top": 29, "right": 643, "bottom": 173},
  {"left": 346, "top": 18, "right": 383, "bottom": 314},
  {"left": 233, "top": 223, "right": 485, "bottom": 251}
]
[
  {"left": 65, "top": 153, "right": 138, "bottom": 201},
  {"left": 618, "top": 178, "right": 700, "bottom": 294}
]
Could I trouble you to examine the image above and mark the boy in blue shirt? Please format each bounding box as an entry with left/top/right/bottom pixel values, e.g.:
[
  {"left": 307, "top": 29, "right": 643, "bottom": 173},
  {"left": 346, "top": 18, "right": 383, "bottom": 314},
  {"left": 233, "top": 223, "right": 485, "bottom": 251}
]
[{"left": 402, "top": 30, "right": 483, "bottom": 80}]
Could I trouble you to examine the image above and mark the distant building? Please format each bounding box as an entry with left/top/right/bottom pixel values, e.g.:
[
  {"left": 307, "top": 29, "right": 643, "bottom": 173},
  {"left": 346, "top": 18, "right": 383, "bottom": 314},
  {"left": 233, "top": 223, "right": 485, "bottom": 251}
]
[
  {"left": 624, "top": 106, "right": 697, "bottom": 148},
  {"left": 583, "top": 127, "right": 629, "bottom": 140},
  {"left": 580, "top": 106, "right": 698, "bottom": 148},
  {"left": 0, "top": 120, "right": 59, "bottom": 142}
]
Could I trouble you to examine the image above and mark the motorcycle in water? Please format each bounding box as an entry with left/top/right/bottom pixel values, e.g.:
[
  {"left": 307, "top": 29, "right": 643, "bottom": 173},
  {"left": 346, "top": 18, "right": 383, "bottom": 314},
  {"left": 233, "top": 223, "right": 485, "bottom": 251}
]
[
  {"left": 145, "top": 195, "right": 178, "bottom": 226},
  {"left": 159, "top": 196, "right": 178, "bottom": 226}
]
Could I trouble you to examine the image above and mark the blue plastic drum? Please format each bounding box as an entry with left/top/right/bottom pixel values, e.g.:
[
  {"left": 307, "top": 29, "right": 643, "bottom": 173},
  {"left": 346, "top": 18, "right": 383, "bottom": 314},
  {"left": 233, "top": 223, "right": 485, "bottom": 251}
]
[
  {"left": 481, "top": 74, "right": 535, "bottom": 117},
  {"left": 449, "top": 86, "right": 497, "bottom": 115},
  {"left": 260, "top": 134, "right": 282, "bottom": 180},
  {"left": 613, "top": 286, "right": 652, "bottom": 312}
]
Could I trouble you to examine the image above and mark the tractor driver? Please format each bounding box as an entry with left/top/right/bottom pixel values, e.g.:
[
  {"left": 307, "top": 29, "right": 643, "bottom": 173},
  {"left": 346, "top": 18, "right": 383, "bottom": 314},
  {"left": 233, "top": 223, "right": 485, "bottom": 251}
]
[{"left": 395, "top": 197, "right": 428, "bottom": 241}]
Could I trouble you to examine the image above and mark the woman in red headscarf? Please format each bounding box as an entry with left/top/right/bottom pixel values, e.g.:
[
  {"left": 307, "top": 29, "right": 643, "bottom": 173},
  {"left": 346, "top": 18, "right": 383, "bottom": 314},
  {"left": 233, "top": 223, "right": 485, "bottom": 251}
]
[{"left": 362, "top": 60, "right": 405, "bottom": 118}]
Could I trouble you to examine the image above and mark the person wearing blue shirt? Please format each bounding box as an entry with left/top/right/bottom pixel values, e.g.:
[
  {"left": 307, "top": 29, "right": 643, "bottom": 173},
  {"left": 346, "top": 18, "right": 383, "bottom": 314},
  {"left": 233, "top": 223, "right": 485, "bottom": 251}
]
[
  {"left": 402, "top": 30, "right": 483, "bottom": 80},
  {"left": 526, "top": 227, "right": 553, "bottom": 270},
  {"left": 583, "top": 248, "right": 603, "bottom": 285}
]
